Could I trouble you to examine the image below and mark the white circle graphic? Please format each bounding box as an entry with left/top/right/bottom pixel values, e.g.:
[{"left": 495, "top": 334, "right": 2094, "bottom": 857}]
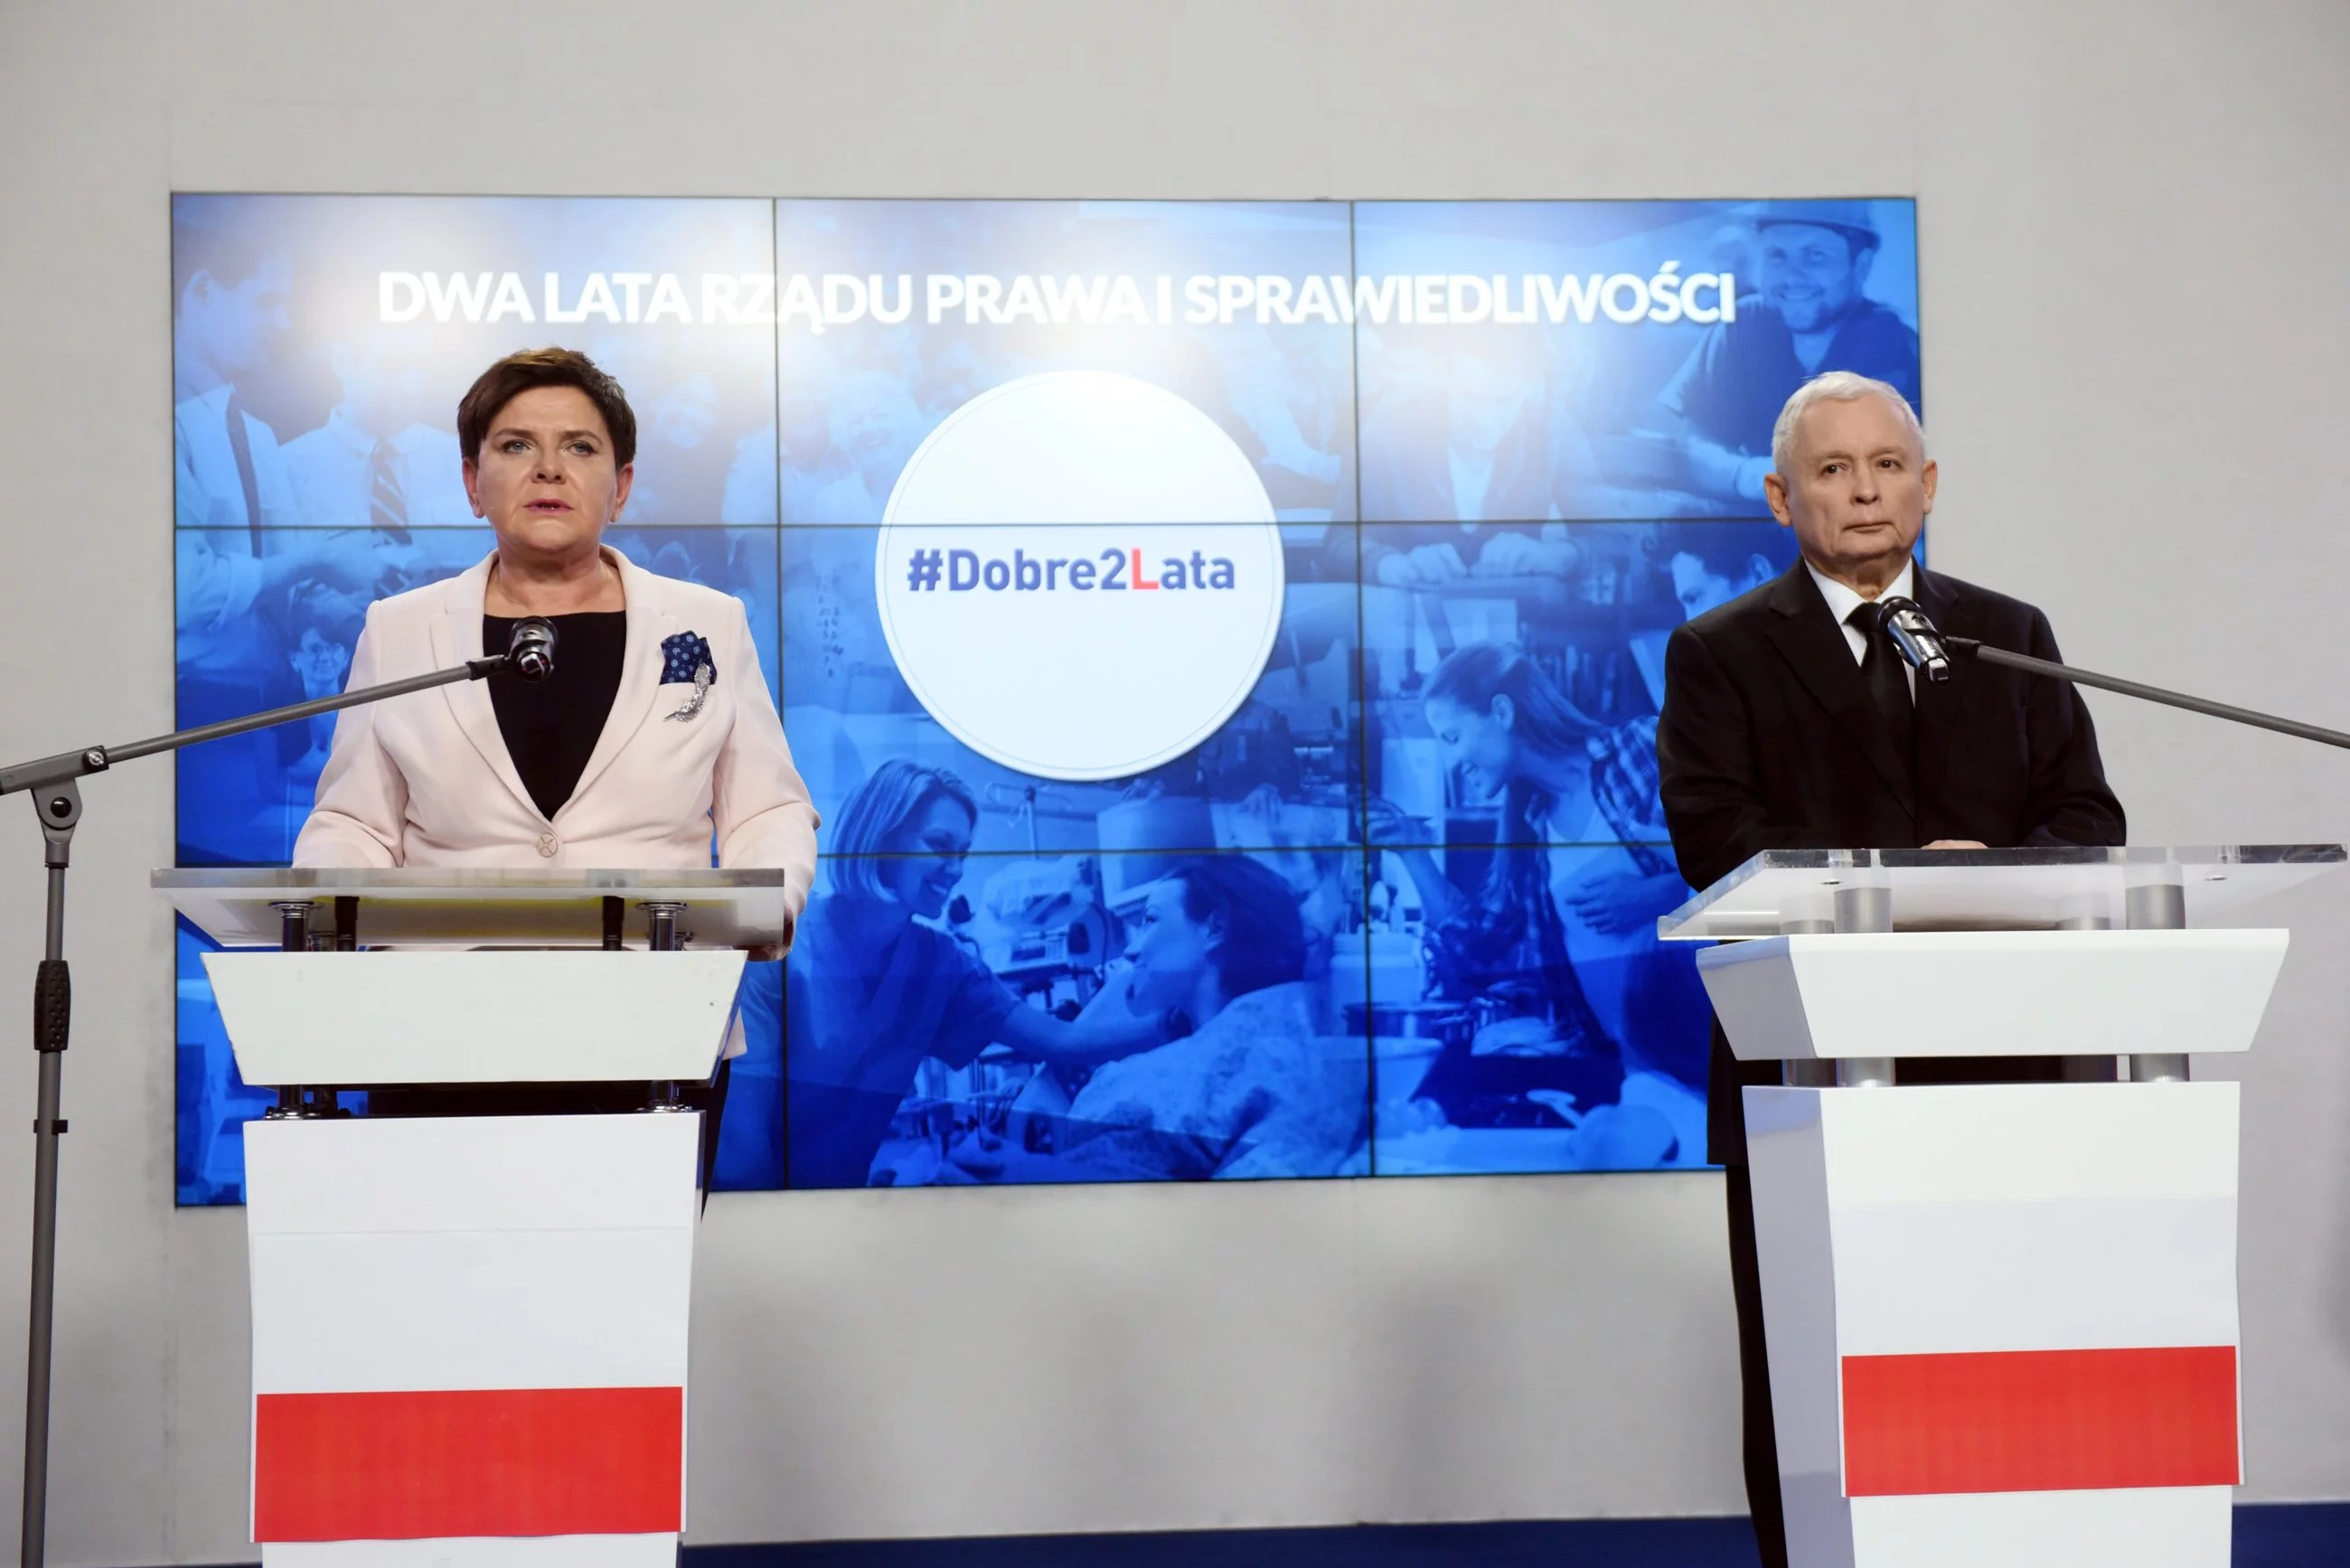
[{"left": 874, "top": 371, "right": 1285, "bottom": 782}]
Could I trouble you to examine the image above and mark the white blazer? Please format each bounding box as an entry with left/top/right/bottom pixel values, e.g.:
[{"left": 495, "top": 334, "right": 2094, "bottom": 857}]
[{"left": 294, "top": 549, "right": 819, "bottom": 933}]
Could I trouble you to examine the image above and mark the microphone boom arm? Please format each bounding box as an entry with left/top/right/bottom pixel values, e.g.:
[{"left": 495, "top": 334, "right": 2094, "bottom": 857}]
[
  {"left": 0, "top": 651, "right": 518, "bottom": 799},
  {"left": 1949, "top": 636, "right": 2350, "bottom": 753},
  {"left": 0, "top": 618, "right": 542, "bottom": 1567}
]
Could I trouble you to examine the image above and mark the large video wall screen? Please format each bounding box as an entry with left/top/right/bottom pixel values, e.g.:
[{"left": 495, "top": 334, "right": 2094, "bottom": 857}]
[{"left": 172, "top": 194, "right": 1921, "bottom": 1202}]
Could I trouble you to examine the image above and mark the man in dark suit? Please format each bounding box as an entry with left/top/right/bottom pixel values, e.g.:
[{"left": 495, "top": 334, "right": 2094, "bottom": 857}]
[{"left": 1656, "top": 371, "right": 2125, "bottom": 1568}]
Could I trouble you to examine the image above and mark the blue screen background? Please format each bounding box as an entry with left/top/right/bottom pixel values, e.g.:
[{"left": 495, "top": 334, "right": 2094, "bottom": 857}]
[{"left": 173, "top": 194, "right": 1918, "bottom": 1201}]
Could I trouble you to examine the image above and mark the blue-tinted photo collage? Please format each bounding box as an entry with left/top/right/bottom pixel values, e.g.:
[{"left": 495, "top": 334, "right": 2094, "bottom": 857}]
[{"left": 173, "top": 194, "right": 1918, "bottom": 1201}]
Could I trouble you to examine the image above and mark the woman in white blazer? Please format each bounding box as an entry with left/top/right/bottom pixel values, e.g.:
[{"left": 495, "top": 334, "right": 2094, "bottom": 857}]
[
  {"left": 296, "top": 348, "right": 813, "bottom": 1135},
  {"left": 294, "top": 346, "right": 818, "bottom": 933}
]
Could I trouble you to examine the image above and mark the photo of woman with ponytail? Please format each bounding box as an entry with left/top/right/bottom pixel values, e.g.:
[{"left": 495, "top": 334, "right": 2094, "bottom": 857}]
[{"left": 1367, "top": 642, "right": 1697, "bottom": 1165}]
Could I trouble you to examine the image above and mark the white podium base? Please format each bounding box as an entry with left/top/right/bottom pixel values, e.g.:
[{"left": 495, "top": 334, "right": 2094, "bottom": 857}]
[
  {"left": 246, "top": 1114, "right": 700, "bottom": 1555},
  {"left": 1745, "top": 1082, "right": 2242, "bottom": 1568},
  {"left": 1849, "top": 1487, "right": 2231, "bottom": 1568}
]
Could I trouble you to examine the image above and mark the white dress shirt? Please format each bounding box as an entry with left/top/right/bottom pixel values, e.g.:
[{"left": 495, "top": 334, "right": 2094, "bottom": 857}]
[
  {"left": 174, "top": 385, "right": 300, "bottom": 679},
  {"left": 1447, "top": 446, "right": 1495, "bottom": 522},
  {"left": 280, "top": 410, "right": 475, "bottom": 530},
  {"left": 173, "top": 383, "right": 297, "bottom": 531},
  {"left": 1805, "top": 558, "right": 1916, "bottom": 697}
]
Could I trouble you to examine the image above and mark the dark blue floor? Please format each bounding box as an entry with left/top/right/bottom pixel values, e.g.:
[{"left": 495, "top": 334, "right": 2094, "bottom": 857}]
[
  {"left": 690, "top": 1519, "right": 1757, "bottom": 1568},
  {"left": 194, "top": 1505, "right": 2350, "bottom": 1567},
  {"left": 681, "top": 1503, "right": 2350, "bottom": 1568},
  {"left": 2236, "top": 1503, "right": 2350, "bottom": 1567}
]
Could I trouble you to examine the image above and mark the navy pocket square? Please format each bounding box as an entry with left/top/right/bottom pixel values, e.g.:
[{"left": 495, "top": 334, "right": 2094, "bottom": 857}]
[
  {"left": 660, "top": 631, "right": 716, "bottom": 686},
  {"left": 662, "top": 631, "right": 716, "bottom": 722}
]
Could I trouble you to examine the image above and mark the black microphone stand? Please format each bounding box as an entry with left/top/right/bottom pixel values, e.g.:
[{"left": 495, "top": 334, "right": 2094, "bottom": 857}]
[
  {"left": 0, "top": 640, "right": 535, "bottom": 1568},
  {"left": 1946, "top": 637, "right": 2350, "bottom": 752}
]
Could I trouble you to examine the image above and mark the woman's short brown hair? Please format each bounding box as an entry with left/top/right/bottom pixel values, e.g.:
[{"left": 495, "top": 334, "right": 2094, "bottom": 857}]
[{"left": 456, "top": 347, "right": 637, "bottom": 468}]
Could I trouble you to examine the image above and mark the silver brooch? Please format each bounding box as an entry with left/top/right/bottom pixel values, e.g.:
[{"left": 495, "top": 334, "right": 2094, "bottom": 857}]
[{"left": 666, "top": 662, "right": 713, "bottom": 722}]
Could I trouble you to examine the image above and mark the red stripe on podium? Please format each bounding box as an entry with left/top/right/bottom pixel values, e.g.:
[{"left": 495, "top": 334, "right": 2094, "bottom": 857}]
[
  {"left": 1842, "top": 1346, "right": 2239, "bottom": 1498},
  {"left": 254, "top": 1386, "right": 683, "bottom": 1541}
]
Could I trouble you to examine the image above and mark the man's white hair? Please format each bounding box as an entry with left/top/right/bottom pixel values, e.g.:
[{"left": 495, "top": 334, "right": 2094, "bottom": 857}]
[{"left": 1770, "top": 371, "right": 1926, "bottom": 476}]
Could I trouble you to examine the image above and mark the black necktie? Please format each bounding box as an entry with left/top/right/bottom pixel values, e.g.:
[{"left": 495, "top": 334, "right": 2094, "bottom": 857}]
[
  {"left": 1847, "top": 599, "right": 1915, "bottom": 762},
  {"left": 223, "top": 388, "right": 265, "bottom": 555}
]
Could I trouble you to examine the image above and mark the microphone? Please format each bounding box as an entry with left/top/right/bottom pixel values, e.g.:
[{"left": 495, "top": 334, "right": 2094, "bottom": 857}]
[
  {"left": 1874, "top": 596, "right": 1952, "bottom": 684},
  {"left": 507, "top": 616, "right": 558, "bottom": 682}
]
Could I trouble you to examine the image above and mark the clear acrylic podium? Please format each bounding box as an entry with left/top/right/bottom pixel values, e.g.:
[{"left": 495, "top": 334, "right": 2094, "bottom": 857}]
[
  {"left": 1662, "top": 845, "right": 2345, "bottom": 1568},
  {"left": 157, "top": 869, "right": 789, "bottom": 1568}
]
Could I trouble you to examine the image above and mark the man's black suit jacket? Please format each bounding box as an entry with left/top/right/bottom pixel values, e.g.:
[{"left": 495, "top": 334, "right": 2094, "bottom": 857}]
[{"left": 1658, "top": 560, "right": 2127, "bottom": 1163}]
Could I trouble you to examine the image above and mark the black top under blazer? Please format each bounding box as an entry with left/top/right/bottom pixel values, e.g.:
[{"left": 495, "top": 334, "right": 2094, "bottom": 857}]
[{"left": 1656, "top": 560, "right": 2127, "bottom": 1163}]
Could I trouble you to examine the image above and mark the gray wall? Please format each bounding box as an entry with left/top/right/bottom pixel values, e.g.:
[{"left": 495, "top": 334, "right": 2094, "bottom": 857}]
[{"left": 2, "top": 1, "right": 2347, "bottom": 1562}]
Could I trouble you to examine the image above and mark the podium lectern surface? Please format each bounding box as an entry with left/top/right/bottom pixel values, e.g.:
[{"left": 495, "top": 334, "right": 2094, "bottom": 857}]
[
  {"left": 161, "top": 873, "right": 727, "bottom": 1566},
  {"left": 1659, "top": 843, "right": 2344, "bottom": 940},
  {"left": 1683, "top": 844, "right": 2341, "bottom": 1568},
  {"left": 156, "top": 866, "right": 788, "bottom": 949}
]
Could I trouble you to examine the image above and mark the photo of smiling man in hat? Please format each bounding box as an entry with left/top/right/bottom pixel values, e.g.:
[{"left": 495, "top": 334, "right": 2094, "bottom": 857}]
[{"left": 1659, "top": 199, "right": 1922, "bottom": 506}]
